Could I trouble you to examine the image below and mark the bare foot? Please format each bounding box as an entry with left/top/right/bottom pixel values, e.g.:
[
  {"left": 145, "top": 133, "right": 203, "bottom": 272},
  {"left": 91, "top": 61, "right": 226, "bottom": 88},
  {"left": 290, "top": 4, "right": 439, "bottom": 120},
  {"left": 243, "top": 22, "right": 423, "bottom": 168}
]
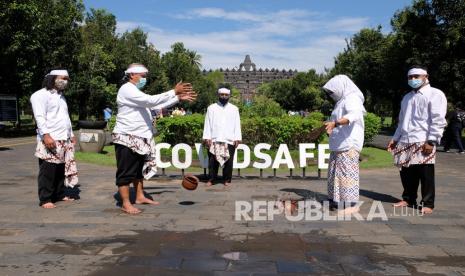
[
  {"left": 62, "top": 196, "right": 75, "bottom": 202},
  {"left": 224, "top": 182, "right": 232, "bottom": 187},
  {"left": 41, "top": 202, "right": 56, "bottom": 209},
  {"left": 135, "top": 197, "right": 159, "bottom": 205},
  {"left": 337, "top": 206, "right": 360, "bottom": 216},
  {"left": 121, "top": 204, "right": 142, "bottom": 214},
  {"left": 206, "top": 181, "right": 213, "bottom": 187},
  {"left": 393, "top": 200, "right": 408, "bottom": 207},
  {"left": 421, "top": 207, "right": 433, "bottom": 215}
]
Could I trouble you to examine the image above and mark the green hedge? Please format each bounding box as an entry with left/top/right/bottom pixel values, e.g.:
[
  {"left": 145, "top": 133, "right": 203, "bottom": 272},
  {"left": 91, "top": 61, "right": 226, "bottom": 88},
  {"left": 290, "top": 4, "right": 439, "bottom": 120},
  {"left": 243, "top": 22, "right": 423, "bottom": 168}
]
[
  {"left": 156, "top": 113, "right": 205, "bottom": 146},
  {"left": 241, "top": 115, "right": 324, "bottom": 148},
  {"left": 156, "top": 113, "right": 324, "bottom": 148},
  {"left": 107, "top": 115, "right": 117, "bottom": 131},
  {"left": 116, "top": 111, "right": 380, "bottom": 148},
  {"left": 364, "top": 112, "right": 381, "bottom": 143}
]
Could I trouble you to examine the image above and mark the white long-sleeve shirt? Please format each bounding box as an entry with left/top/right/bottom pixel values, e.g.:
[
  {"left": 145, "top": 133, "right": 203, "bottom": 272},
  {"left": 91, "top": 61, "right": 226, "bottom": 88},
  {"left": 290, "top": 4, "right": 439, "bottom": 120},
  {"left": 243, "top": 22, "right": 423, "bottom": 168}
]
[
  {"left": 30, "top": 88, "right": 73, "bottom": 141},
  {"left": 203, "top": 102, "right": 242, "bottom": 145},
  {"left": 329, "top": 94, "right": 365, "bottom": 152},
  {"left": 393, "top": 84, "right": 447, "bottom": 144},
  {"left": 113, "top": 82, "right": 179, "bottom": 139}
]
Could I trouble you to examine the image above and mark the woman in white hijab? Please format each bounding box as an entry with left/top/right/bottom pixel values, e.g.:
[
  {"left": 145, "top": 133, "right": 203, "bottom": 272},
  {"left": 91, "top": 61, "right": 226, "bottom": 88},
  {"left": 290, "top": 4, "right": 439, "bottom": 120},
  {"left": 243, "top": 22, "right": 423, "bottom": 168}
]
[{"left": 323, "top": 75, "right": 366, "bottom": 215}]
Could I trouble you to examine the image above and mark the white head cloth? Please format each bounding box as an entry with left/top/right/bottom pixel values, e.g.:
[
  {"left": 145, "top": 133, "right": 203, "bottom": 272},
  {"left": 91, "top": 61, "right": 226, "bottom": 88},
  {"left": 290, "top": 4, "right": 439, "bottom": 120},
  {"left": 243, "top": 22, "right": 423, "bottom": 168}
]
[
  {"left": 125, "top": 65, "right": 148, "bottom": 74},
  {"left": 218, "top": 88, "right": 231, "bottom": 95},
  {"left": 323, "top": 74, "right": 366, "bottom": 114},
  {"left": 49, "top": 70, "right": 69, "bottom": 77},
  {"left": 407, "top": 68, "right": 428, "bottom": 76}
]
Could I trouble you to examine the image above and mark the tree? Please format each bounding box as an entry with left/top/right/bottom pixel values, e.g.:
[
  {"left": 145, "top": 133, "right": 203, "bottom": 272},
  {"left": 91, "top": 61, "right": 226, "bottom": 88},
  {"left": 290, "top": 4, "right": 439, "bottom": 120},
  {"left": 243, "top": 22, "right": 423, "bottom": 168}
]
[
  {"left": 256, "top": 70, "right": 327, "bottom": 112},
  {"left": 70, "top": 8, "right": 118, "bottom": 119},
  {"left": 113, "top": 28, "right": 169, "bottom": 96},
  {"left": 187, "top": 77, "right": 217, "bottom": 113},
  {"left": 0, "top": 0, "right": 84, "bottom": 126},
  {"left": 161, "top": 42, "right": 218, "bottom": 113},
  {"left": 161, "top": 42, "right": 202, "bottom": 85},
  {"left": 240, "top": 95, "right": 285, "bottom": 118},
  {"left": 332, "top": 0, "right": 465, "bottom": 124},
  {"left": 331, "top": 27, "right": 394, "bottom": 115},
  {"left": 391, "top": 0, "right": 465, "bottom": 107},
  {"left": 204, "top": 70, "right": 224, "bottom": 87}
]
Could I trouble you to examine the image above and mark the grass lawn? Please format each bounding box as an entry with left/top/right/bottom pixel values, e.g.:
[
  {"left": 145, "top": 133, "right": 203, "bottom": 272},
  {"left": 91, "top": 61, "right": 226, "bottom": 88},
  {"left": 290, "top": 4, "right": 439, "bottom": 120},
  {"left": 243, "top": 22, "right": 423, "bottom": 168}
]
[
  {"left": 381, "top": 116, "right": 393, "bottom": 128},
  {"left": 75, "top": 144, "right": 394, "bottom": 172},
  {"left": 360, "top": 147, "right": 393, "bottom": 169},
  {"left": 74, "top": 146, "right": 117, "bottom": 167}
]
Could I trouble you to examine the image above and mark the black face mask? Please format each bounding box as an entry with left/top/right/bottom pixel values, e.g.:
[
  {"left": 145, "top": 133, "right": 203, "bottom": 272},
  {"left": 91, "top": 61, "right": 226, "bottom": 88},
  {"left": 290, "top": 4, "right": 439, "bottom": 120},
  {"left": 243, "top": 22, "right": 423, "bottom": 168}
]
[
  {"left": 219, "top": 98, "right": 229, "bottom": 105},
  {"left": 323, "top": 89, "right": 339, "bottom": 102}
]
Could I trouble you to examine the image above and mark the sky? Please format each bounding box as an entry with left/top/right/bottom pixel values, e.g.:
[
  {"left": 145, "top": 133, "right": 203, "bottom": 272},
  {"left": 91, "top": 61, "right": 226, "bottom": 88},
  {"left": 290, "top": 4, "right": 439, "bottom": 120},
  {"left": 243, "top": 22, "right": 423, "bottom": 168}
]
[{"left": 83, "top": 0, "right": 413, "bottom": 72}]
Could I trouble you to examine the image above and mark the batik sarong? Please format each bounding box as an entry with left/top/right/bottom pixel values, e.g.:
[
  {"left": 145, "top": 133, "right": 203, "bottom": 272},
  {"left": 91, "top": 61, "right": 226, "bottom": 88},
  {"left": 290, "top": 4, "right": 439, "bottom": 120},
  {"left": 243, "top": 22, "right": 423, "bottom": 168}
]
[
  {"left": 392, "top": 142, "right": 436, "bottom": 169},
  {"left": 35, "top": 139, "right": 78, "bottom": 187},
  {"left": 327, "top": 148, "right": 360, "bottom": 203},
  {"left": 209, "top": 142, "right": 230, "bottom": 167},
  {"left": 112, "top": 133, "right": 157, "bottom": 179}
]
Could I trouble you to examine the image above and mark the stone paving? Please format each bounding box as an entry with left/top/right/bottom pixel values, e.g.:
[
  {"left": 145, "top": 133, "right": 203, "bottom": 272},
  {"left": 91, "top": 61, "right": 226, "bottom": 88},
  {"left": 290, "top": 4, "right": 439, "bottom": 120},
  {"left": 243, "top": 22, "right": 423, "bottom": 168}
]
[{"left": 0, "top": 138, "right": 465, "bottom": 275}]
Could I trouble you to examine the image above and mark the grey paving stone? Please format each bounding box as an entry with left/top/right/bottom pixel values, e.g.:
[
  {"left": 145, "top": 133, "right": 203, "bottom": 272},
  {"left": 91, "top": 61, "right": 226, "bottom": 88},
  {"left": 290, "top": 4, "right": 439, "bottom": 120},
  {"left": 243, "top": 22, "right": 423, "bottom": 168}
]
[
  {"left": 376, "top": 263, "right": 411, "bottom": 275},
  {"left": 276, "top": 260, "right": 314, "bottom": 273},
  {"left": 305, "top": 251, "right": 339, "bottom": 264},
  {"left": 0, "top": 253, "right": 63, "bottom": 265},
  {"left": 118, "top": 255, "right": 182, "bottom": 269},
  {"left": 404, "top": 236, "right": 465, "bottom": 246},
  {"left": 227, "top": 261, "right": 277, "bottom": 273},
  {"left": 388, "top": 223, "right": 443, "bottom": 232},
  {"left": 438, "top": 244, "right": 465, "bottom": 256},
  {"left": 336, "top": 255, "right": 371, "bottom": 265},
  {"left": 351, "top": 234, "right": 408, "bottom": 245},
  {"left": 159, "top": 248, "right": 216, "bottom": 259},
  {"left": 377, "top": 245, "right": 449, "bottom": 258},
  {"left": 213, "top": 272, "right": 250, "bottom": 276},
  {"left": 1, "top": 142, "right": 465, "bottom": 275},
  {"left": 91, "top": 265, "right": 154, "bottom": 275},
  {"left": 181, "top": 258, "right": 228, "bottom": 271},
  {"left": 341, "top": 262, "right": 410, "bottom": 275}
]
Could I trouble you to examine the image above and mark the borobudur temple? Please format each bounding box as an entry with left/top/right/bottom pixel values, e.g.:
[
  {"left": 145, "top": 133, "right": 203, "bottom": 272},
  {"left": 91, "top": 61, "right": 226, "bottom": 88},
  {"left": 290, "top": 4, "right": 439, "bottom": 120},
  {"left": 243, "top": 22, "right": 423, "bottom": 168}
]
[{"left": 203, "top": 55, "right": 297, "bottom": 102}]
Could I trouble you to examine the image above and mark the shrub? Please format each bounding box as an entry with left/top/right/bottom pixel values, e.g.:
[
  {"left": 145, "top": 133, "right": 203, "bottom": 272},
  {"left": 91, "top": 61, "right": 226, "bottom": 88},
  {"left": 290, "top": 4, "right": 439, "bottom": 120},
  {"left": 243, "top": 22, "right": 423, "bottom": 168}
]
[
  {"left": 240, "top": 95, "right": 285, "bottom": 118},
  {"left": 107, "top": 115, "right": 117, "bottom": 131},
  {"left": 156, "top": 114, "right": 204, "bottom": 145},
  {"left": 241, "top": 115, "right": 324, "bottom": 148},
  {"left": 306, "top": 111, "right": 325, "bottom": 122},
  {"left": 156, "top": 112, "right": 324, "bottom": 148},
  {"left": 364, "top": 112, "right": 381, "bottom": 143}
]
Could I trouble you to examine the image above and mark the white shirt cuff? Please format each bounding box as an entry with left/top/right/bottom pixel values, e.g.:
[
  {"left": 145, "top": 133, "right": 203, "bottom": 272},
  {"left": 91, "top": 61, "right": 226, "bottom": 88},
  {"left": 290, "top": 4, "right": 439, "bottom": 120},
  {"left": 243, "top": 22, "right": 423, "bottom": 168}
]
[
  {"left": 427, "top": 135, "right": 440, "bottom": 143},
  {"left": 38, "top": 128, "right": 49, "bottom": 136},
  {"left": 167, "top": 89, "right": 176, "bottom": 97}
]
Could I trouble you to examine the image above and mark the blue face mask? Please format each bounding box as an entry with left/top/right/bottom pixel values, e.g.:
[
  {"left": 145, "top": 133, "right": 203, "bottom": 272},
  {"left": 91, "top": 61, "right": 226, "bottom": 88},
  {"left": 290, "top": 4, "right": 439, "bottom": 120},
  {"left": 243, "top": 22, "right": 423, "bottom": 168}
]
[
  {"left": 408, "top": 79, "right": 423, "bottom": 89},
  {"left": 136, "top": 78, "right": 147, "bottom": 89}
]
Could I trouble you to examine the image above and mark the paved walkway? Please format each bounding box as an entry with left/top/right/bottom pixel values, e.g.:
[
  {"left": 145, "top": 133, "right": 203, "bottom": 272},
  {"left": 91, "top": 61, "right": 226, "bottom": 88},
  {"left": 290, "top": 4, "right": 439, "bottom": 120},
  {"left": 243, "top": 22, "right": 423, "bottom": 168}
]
[{"left": 1, "top": 140, "right": 465, "bottom": 275}]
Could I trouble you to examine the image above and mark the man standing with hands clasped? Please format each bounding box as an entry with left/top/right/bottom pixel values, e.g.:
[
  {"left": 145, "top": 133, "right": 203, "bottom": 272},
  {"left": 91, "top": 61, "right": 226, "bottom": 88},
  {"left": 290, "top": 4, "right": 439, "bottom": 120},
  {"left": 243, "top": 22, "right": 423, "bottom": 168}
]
[
  {"left": 388, "top": 66, "right": 447, "bottom": 215},
  {"left": 203, "top": 88, "right": 242, "bottom": 187},
  {"left": 30, "top": 69, "right": 78, "bottom": 209}
]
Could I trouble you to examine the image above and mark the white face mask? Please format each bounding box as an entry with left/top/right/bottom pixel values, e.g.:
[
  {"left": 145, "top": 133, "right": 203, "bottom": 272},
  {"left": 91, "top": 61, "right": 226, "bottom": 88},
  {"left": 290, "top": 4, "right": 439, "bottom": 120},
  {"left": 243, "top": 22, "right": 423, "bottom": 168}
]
[{"left": 55, "top": 79, "right": 68, "bottom": 90}]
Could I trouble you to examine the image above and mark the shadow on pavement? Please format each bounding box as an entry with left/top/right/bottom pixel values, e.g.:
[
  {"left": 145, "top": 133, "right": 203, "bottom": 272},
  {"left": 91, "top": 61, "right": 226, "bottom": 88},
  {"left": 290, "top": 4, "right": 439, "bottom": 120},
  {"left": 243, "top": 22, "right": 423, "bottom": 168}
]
[
  {"left": 113, "top": 188, "right": 156, "bottom": 207},
  {"left": 279, "top": 188, "right": 328, "bottom": 203},
  {"left": 360, "top": 189, "right": 399, "bottom": 203}
]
